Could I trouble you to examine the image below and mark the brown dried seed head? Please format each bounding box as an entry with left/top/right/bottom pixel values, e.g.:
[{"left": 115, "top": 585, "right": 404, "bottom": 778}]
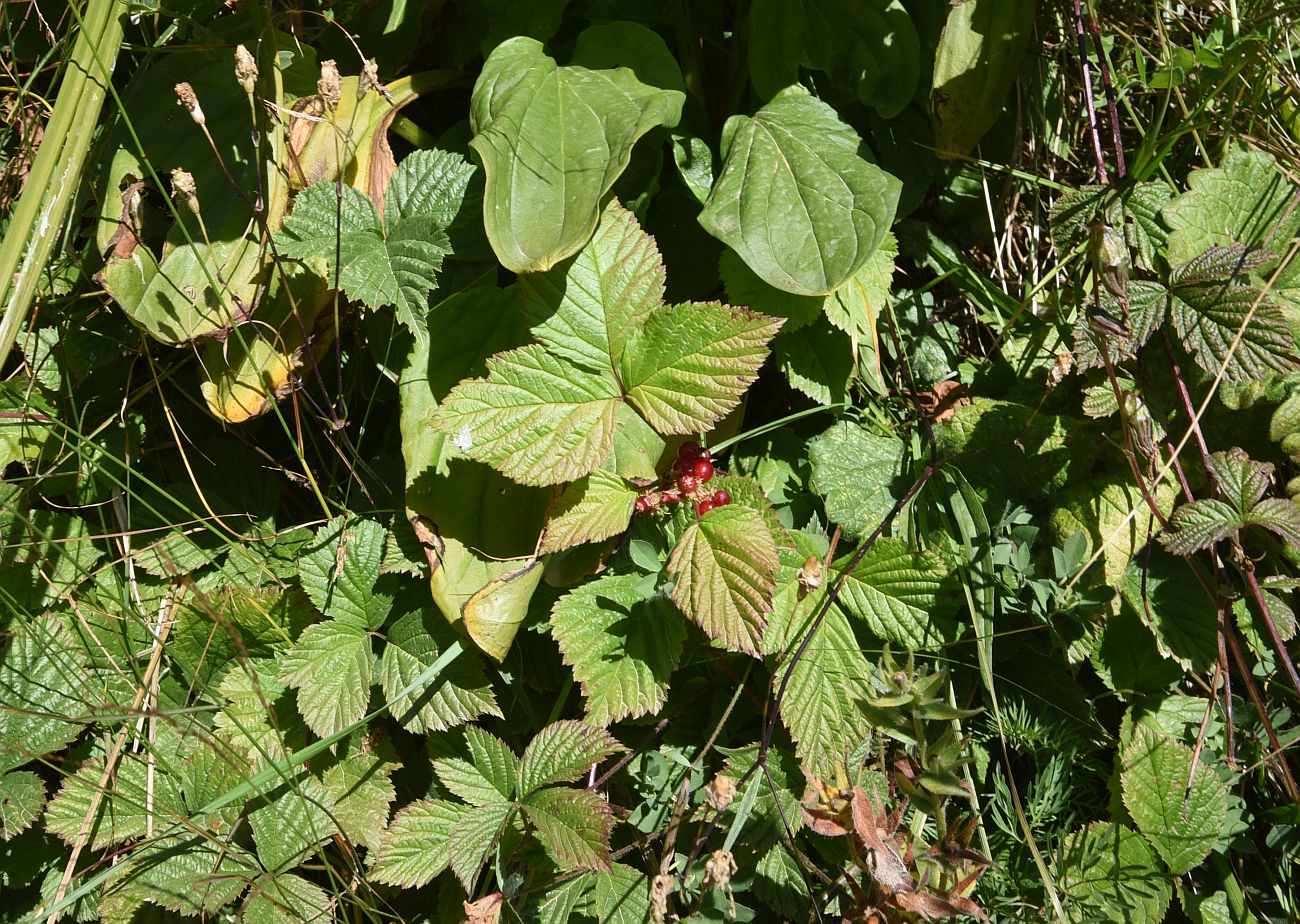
[
  {"left": 169, "top": 168, "right": 199, "bottom": 214},
  {"left": 705, "top": 774, "right": 736, "bottom": 812},
  {"left": 234, "top": 44, "right": 259, "bottom": 94},
  {"left": 649, "top": 873, "right": 674, "bottom": 924},
  {"left": 359, "top": 58, "right": 380, "bottom": 96},
  {"left": 174, "top": 82, "right": 205, "bottom": 125},
  {"left": 318, "top": 59, "right": 341, "bottom": 108}
]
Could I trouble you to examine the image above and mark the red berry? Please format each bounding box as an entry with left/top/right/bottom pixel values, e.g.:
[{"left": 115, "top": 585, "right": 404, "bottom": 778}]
[
  {"left": 692, "top": 459, "right": 714, "bottom": 483},
  {"left": 678, "top": 473, "right": 698, "bottom": 493},
  {"left": 634, "top": 496, "right": 652, "bottom": 513},
  {"left": 713, "top": 490, "right": 731, "bottom": 507},
  {"left": 662, "top": 491, "right": 682, "bottom": 505},
  {"left": 679, "top": 441, "right": 703, "bottom": 461},
  {"left": 696, "top": 499, "right": 716, "bottom": 516}
]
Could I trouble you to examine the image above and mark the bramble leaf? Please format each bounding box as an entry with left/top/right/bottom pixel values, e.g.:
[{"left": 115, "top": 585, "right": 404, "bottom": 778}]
[
  {"left": 836, "top": 539, "right": 954, "bottom": 648},
  {"left": 1121, "top": 725, "right": 1228, "bottom": 874},
  {"left": 517, "top": 721, "right": 623, "bottom": 797},
  {"left": 1054, "top": 822, "right": 1170, "bottom": 924},
  {"left": 298, "top": 516, "right": 390, "bottom": 629},
  {"left": 521, "top": 786, "right": 614, "bottom": 872},
  {"left": 448, "top": 800, "right": 514, "bottom": 892},
  {"left": 0, "top": 771, "right": 44, "bottom": 841},
  {"left": 279, "top": 149, "right": 473, "bottom": 337},
  {"left": 249, "top": 776, "right": 336, "bottom": 872},
  {"left": 668, "top": 505, "right": 780, "bottom": 655},
  {"left": 320, "top": 746, "right": 399, "bottom": 850},
  {"left": 550, "top": 572, "right": 686, "bottom": 725},
  {"left": 379, "top": 607, "right": 501, "bottom": 733},
  {"left": 369, "top": 799, "right": 473, "bottom": 887},
  {"left": 0, "top": 614, "right": 95, "bottom": 774},
  {"left": 1159, "top": 498, "right": 1242, "bottom": 555},
  {"left": 45, "top": 753, "right": 184, "bottom": 849},
  {"left": 701, "top": 86, "right": 902, "bottom": 296},
  {"left": 1161, "top": 448, "right": 1300, "bottom": 552},
  {"left": 464, "top": 725, "right": 521, "bottom": 801},
  {"left": 242, "top": 873, "right": 331, "bottom": 924},
  {"left": 1168, "top": 278, "right": 1297, "bottom": 382},
  {"left": 280, "top": 620, "right": 374, "bottom": 738},
  {"left": 539, "top": 470, "right": 639, "bottom": 554}
]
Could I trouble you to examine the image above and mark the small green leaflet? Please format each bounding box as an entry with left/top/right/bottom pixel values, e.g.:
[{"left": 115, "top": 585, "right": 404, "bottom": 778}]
[
  {"left": 1161, "top": 448, "right": 1300, "bottom": 554},
  {"left": 280, "top": 620, "right": 374, "bottom": 739},
  {"left": 298, "top": 516, "right": 391, "bottom": 630},
  {"left": 433, "top": 203, "right": 780, "bottom": 486},
  {"left": 369, "top": 799, "right": 472, "bottom": 888},
  {"left": 379, "top": 608, "right": 502, "bottom": 733},
  {"left": 520, "top": 786, "right": 614, "bottom": 872},
  {"left": 808, "top": 420, "right": 909, "bottom": 537},
  {"left": 539, "top": 470, "right": 639, "bottom": 554},
  {"left": 0, "top": 771, "right": 44, "bottom": 841},
  {"left": 278, "top": 149, "right": 473, "bottom": 340}
]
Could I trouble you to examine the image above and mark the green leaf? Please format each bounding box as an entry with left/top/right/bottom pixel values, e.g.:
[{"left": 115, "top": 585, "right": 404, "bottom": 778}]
[
  {"left": 465, "top": 725, "right": 522, "bottom": 800},
  {"left": 433, "top": 756, "right": 512, "bottom": 808},
  {"left": 242, "top": 872, "right": 331, "bottom": 924},
  {"left": 320, "top": 747, "right": 399, "bottom": 850},
  {"left": 298, "top": 516, "right": 390, "bottom": 630},
  {"left": 1121, "top": 550, "right": 1218, "bottom": 672},
  {"left": 667, "top": 505, "right": 780, "bottom": 655},
  {"left": 249, "top": 776, "right": 337, "bottom": 873},
  {"left": 280, "top": 620, "right": 374, "bottom": 738},
  {"left": 0, "top": 614, "right": 94, "bottom": 774},
  {"left": 518, "top": 721, "right": 623, "bottom": 797},
  {"left": 0, "top": 771, "right": 44, "bottom": 840},
  {"left": 430, "top": 344, "right": 621, "bottom": 486},
  {"left": 1246, "top": 497, "right": 1300, "bottom": 546},
  {"left": 469, "top": 37, "right": 684, "bottom": 272},
  {"left": 521, "top": 786, "right": 614, "bottom": 872},
  {"left": 836, "top": 539, "right": 954, "bottom": 648},
  {"left": 622, "top": 302, "right": 783, "bottom": 433},
  {"left": 1055, "top": 822, "right": 1171, "bottom": 924},
  {"left": 448, "top": 800, "right": 514, "bottom": 892},
  {"left": 540, "top": 470, "right": 638, "bottom": 554},
  {"left": 379, "top": 607, "right": 501, "bottom": 733},
  {"left": 1121, "top": 725, "right": 1228, "bottom": 874},
  {"left": 100, "top": 833, "right": 258, "bottom": 920},
  {"left": 772, "top": 320, "right": 854, "bottom": 405},
  {"left": 808, "top": 421, "right": 908, "bottom": 537},
  {"left": 747, "top": 0, "right": 919, "bottom": 117},
  {"left": 1168, "top": 279, "right": 1297, "bottom": 382},
  {"left": 550, "top": 572, "right": 686, "bottom": 725},
  {"left": 1161, "top": 448, "right": 1300, "bottom": 553},
  {"left": 213, "top": 659, "right": 305, "bottom": 768},
  {"left": 45, "top": 753, "right": 185, "bottom": 850},
  {"left": 930, "top": 0, "right": 1036, "bottom": 157},
  {"left": 591, "top": 862, "right": 654, "bottom": 924},
  {"left": 570, "top": 21, "right": 686, "bottom": 93},
  {"left": 700, "top": 86, "right": 901, "bottom": 296},
  {"left": 279, "top": 149, "right": 472, "bottom": 336},
  {"left": 369, "top": 799, "right": 472, "bottom": 887},
  {"left": 1159, "top": 498, "right": 1242, "bottom": 555}
]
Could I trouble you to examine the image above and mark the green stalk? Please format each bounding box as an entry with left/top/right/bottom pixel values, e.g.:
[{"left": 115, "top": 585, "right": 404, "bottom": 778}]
[{"left": 0, "top": 0, "right": 126, "bottom": 367}]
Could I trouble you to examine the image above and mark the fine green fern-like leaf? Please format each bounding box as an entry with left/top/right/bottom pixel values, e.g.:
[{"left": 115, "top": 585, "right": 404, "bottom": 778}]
[
  {"left": 280, "top": 620, "right": 374, "bottom": 739},
  {"left": 369, "top": 799, "right": 473, "bottom": 887},
  {"left": 278, "top": 149, "right": 473, "bottom": 338},
  {"left": 517, "top": 721, "right": 624, "bottom": 798},
  {"left": 520, "top": 786, "right": 614, "bottom": 872},
  {"left": 298, "top": 516, "right": 391, "bottom": 630},
  {"left": 550, "top": 571, "right": 686, "bottom": 725},
  {"left": 667, "top": 504, "right": 779, "bottom": 656}
]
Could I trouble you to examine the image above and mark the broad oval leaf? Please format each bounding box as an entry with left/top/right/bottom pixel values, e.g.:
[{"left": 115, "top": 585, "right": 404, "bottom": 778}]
[
  {"left": 469, "top": 37, "right": 684, "bottom": 272},
  {"left": 1055, "top": 822, "right": 1172, "bottom": 924},
  {"left": 700, "top": 86, "right": 901, "bottom": 296},
  {"left": 521, "top": 787, "right": 614, "bottom": 873},
  {"left": 667, "top": 505, "right": 779, "bottom": 655},
  {"left": 808, "top": 421, "right": 909, "bottom": 537}
]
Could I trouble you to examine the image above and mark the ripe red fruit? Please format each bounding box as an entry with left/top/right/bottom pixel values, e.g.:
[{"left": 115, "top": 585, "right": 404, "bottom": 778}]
[
  {"left": 696, "top": 499, "right": 716, "bottom": 516},
  {"left": 634, "top": 496, "right": 652, "bottom": 514},
  {"left": 712, "top": 490, "right": 731, "bottom": 507},
  {"left": 679, "top": 440, "right": 703, "bottom": 461},
  {"left": 678, "top": 473, "right": 698, "bottom": 493},
  {"left": 692, "top": 459, "right": 714, "bottom": 483}
]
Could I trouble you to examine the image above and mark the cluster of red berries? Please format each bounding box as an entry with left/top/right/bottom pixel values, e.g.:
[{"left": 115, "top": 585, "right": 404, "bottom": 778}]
[{"left": 633, "top": 441, "right": 732, "bottom": 517}]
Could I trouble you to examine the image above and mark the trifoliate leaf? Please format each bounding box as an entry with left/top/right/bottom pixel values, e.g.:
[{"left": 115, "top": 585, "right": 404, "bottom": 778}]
[
  {"left": 430, "top": 345, "right": 621, "bottom": 487},
  {"left": 667, "top": 505, "right": 779, "bottom": 656},
  {"left": 1121, "top": 725, "right": 1228, "bottom": 874},
  {"left": 808, "top": 421, "right": 909, "bottom": 537},
  {"left": 521, "top": 786, "right": 614, "bottom": 872},
  {"left": 540, "top": 470, "right": 638, "bottom": 554},
  {"left": 242, "top": 872, "right": 331, "bottom": 924},
  {"left": 622, "top": 302, "right": 782, "bottom": 433},
  {"left": 0, "top": 771, "right": 44, "bottom": 840},
  {"left": 836, "top": 539, "right": 954, "bottom": 648},
  {"left": 700, "top": 86, "right": 901, "bottom": 296},
  {"left": 550, "top": 572, "right": 686, "bottom": 725},
  {"left": 279, "top": 149, "right": 473, "bottom": 337},
  {"left": 1161, "top": 448, "right": 1300, "bottom": 553},
  {"left": 280, "top": 620, "right": 374, "bottom": 738},
  {"left": 249, "top": 776, "right": 337, "bottom": 873},
  {"left": 517, "top": 721, "right": 624, "bottom": 798},
  {"left": 1055, "top": 822, "right": 1171, "bottom": 924},
  {"left": 449, "top": 800, "right": 514, "bottom": 892},
  {"left": 379, "top": 608, "right": 501, "bottom": 733},
  {"left": 298, "top": 516, "right": 390, "bottom": 629},
  {"left": 369, "top": 799, "right": 472, "bottom": 887},
  {"left": 0, "top": 614, "right": 94, "bottom": 775}
]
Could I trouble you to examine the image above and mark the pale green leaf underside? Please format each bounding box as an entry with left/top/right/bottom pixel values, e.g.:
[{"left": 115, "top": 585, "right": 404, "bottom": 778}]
[
  {"left": 668, "top": 505, "right": 779, "bottom": 655},
  {"left": 280, "top": 620, "right": 374, "bottom": 739}
]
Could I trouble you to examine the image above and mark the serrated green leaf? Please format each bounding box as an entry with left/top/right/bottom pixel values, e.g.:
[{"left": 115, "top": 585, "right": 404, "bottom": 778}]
[
  {"left": 772, "top": 319, "right": 854, "bottom": 406},
  {"left": 280, "top": 620, "right": 374, "bottom": 738},
  {"left": 320, "top": 748, "right": 398, "bottom": 850},
  {"left": 213, "top": 658, "right": 305, "bottom": 768},
  {"left": 369, "top": 799, "right": 472, "bottom": 887},
  {"left": 242, "top": 872, "right": 331, "bottom": 924},
  {"left": 522, "top": 786, "right": 614, "bottom": 872},
  {"left": 1121, "top": 725, "right": 1228, "bottom": 874},
  {"left": 1055, "top": 822, "right": 1171, "bottom": 924},
  {"left": 1247, "top": 497, "right": 1300, "bottom": 545},
  {"left": 540, "top": 470, "right": 638, "bottom": 554},
  {"left": 0, "top": 614, "right": 95, "bottom": 775},
  {"left": 667, "top": 505, "right": 779, "bottom": 655},
  {"left": 466, "top": 725, "right": 522, "bottom": 799},
  {"left": 100, "top": 833, "right": 258, "bottom": 920},
  {"left": 550, "top": 571, "right": 686, "bottom": 725},
  {"left": 279, "top": 149, "right": 472, "bottom": 336},
  {"left": 298, "top": 516, "right": 390, "bottom": 629},
  {"left": 518, "top": 721, "right": 623, "bottom": 797},
  {"left": 45, "top": 752, "right": 185, "bottom": 850},
  {"left": 249, "top": 776, "right": 336, "bottom": 872},
  {"left": 379, "top": 607, "right": 501, "bottom": 733},
  {"left": 836, "top": 539, "right": 954, "bottom": 648},
  {"left": 700, "top": 86, "right": 901, "bottom": 296},
  {"left": 1159, "top": 498, "right": 1242, "bottom": 555},
  {"left": 433, "top": 756, "right": 511, "bottom": 808},
  {"left": 1121, "top": 550, "right": 1218, "bottom": 672},
  {"left": 431, "top": 344, "right": 621, "bottom": 486},
  {"left": 1169, "top": 280, "right": 1297, "bottom": 381},
  {"left": 808, "top": 421, "right": 909, "bottom": 537},
  {"left": 0, "top": 771, "right": 44, "bottom": 840},
  {"left": 470, "top": 37, "right": 684, "bottom": 273},
  {"left": 448, "top": 800, "right": 514, "bottom": 892},
  {"left": 622, "top": 302, "right": 782, "bottom": 433}
]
